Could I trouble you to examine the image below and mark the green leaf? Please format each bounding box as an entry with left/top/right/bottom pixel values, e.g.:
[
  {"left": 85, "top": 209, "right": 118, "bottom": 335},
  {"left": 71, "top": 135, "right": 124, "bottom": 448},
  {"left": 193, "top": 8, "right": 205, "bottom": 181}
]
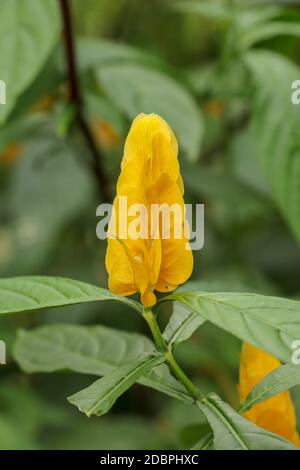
[
  {"left": 240, "top": 22, "right": 300, "bottom": 50},
  {"left": 68, "top": 354, "right": 165, "bottom": 417},
  {"left": 97, "top": 63, "right": 204, "bottom": 162},
  {"left": 183, "top": 164, "right": 270, "bottom": 224},
  {"left": 141, "top": 364, "right": 193, "bottom": 404},
  {"left": 240, "top": 363, "right": 300, "bottom": 413},
  {"left": 0, "top": 114, "right": 47, "bottom": 152},
  {"left": 236, "top": 7, "right": 283, "bottom": 32},
  {"left": 0, "top": 276, "right": 142, "bottom": 316},
  {"left": 0, "top": 0, "right": 60, "bottom": 122},
  {"left": 47, "top": 415, "right": 171, "bottom": 450},
  {"left": 198, "top": 393, "right": 297, "bottom": 450},
  {"left": 1, "top": 137, "right": 94, "bottom": 276},
  {"left": 173, "top": 1, "right": 231, "bottom": 21},
  {"left": 163, "top": 302, "right": 204, "bottom": 347},
  {"left": 0, "top": 415, "right": 35, "bottom": 450},
  {"left": 13, "top": 324, "right": 191, "bottom": 404},
  {"left": 77, "top": 38, "right": 162, "bottom": 71},
  {"left": 158, "top": 291, "right": 300, "bottom": 362},
  {"left": 245, "top": 50, "right": 300, "bottom": 241}
]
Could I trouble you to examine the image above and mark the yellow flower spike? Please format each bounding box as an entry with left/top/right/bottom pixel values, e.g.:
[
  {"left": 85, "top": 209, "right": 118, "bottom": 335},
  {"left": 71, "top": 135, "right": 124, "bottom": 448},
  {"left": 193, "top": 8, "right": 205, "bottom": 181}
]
[
  {"left": 239, "top": 343, "right": 300, "bottom": 446},
  {"left": 105, "top": 113, "right": 193, "bottom": 307}
]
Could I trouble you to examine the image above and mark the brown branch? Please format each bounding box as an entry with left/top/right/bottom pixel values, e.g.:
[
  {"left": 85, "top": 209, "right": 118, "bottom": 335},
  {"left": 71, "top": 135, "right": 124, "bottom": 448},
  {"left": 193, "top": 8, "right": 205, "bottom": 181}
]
[{"left": 59, "top": 0, "right": 111, "bottom": 202}]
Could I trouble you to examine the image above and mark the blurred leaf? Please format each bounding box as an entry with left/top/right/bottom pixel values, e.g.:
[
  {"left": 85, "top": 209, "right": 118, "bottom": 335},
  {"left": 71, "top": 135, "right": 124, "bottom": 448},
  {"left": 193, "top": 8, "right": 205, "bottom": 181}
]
[
  {"left": 245, "top": 50, "right": 300, "bottom": 241},
  {"left": 177, "top": 269, "right": 278, "bottom": 296},
  {"left": 192, "top": 433, "right": 214, "bottom": 450},
  {"left": 68, "top": 354, "right": 165, "bottom": 417},
  {"left": 186, "top": 63, "right": 218, "bottom": 96},
  {"left": 7, "top": 48, "right": 62, "bottom": 121},
  {"left": 240, "top": 21, "right": 300, "bottom": 50},
  {"left": 0, "top": 114, "right": 48, "bottom": 152},
  {"left": 240, "top": 363, "right": 300, "bottom": 413},
  {"left": 0, "top": 382, "right": 65, "bottom": 436},
  {"left": 236, "top": 7, "right": 283, "bottom": 32},
  {"left": 97, "top": 63, "right": 204, "bottom": 161},
  {"left": 183, "top": 164, "right": 271, "bottom": 224},
  {"left": 0, "top": 415, "right": 36, "bottom": 450},
  {"left": 47, "top": 415, "right": 171, "bottom": 450},
  {"left": 158, "top": 291, "right": 300, "bottom": 362},
  {"left": 0, "top": 135, "right": 94, "bottom": 276},
  {"left": 0, "top": 276, "right": 142, "bottom": 316},
  {"left": 13, "top": 324, "right": 191, "bottom": 403},
  {"left": 0, "top": 0, "right": 60, "bottom": 122},
  {"left": 163, "top": 302, "right": 204, "bottom": 347},
  {"left": 198, "top": 393, "right": 296, "bottom": 450},
  {"left": 229, "top": 129, "right": 270, "bottom": 197},
  {"left": 85, "top": 91, "right": 125, "bottom": 138},
  {"left": 56, "top": 104, "right": 77, "bottom": 138},
  {"left": 179, "top": 423, "right": 211, "bottom": 448},
  {"left": 77, "top": 38, "right": 162, "bottom": 71},
  {"left": 173, "top": 1, "right": 231, "bottom": 21},
  {"left": 14, "top": 324, "right": 154, "bottom": 374}
]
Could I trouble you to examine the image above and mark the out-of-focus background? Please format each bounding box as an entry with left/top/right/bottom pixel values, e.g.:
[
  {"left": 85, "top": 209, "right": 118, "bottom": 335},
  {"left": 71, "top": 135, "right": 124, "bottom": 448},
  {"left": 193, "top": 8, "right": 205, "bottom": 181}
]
[{"left": 1, "top": 0, "right": 300, "bottom": 449}]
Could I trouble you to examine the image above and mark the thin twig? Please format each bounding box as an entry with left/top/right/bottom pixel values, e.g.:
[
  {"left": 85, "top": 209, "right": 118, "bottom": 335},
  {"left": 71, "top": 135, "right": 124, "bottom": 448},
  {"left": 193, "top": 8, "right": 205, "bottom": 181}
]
[{"left": 59, "top": 0, "right": 111, "bottom": 201}]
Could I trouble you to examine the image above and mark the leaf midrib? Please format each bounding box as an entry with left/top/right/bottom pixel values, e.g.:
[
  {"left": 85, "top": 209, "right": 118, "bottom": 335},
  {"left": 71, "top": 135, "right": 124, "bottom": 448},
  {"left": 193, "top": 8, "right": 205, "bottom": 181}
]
[
  {"left": 86, "top": 355, "right": 163, "bottom": 416},
  {"left": 167, "top": 311, "right": 200, "bottom": 345},
  {"left": 182, "top": 293, "right": 296, "bottom": 338},
  {"left": 200, "top": 397, "right": 248, "bottom": 450},
  {"left": 240, "top": 365, "right": 300, "bottom": 412}
]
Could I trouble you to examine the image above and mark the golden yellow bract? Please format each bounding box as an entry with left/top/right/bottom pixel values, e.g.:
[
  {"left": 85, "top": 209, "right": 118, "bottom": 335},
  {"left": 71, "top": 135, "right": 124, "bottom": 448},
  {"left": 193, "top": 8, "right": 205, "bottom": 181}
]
[
  {"left": 239, "top": 343, "right": 300, "bottom": 446},
  {"left": 105, "top": 113, "right": 193, "bottom": 307}
]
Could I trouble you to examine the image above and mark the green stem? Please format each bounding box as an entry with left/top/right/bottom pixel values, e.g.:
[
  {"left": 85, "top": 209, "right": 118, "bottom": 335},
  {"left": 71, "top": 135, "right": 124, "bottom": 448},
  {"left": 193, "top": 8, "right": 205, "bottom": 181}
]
[
  {"left": 143, "top": 308, "right": 167, "bottom": 352},
  {"left": 143, "top": 308, "right": 203, "bottom": 402}
]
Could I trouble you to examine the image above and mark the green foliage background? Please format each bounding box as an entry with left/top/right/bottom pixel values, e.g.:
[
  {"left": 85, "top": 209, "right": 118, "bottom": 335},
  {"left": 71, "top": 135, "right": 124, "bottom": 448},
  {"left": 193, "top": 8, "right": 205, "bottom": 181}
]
[{"left": 1, "top": 0, "right": 300, "bottom": 449}]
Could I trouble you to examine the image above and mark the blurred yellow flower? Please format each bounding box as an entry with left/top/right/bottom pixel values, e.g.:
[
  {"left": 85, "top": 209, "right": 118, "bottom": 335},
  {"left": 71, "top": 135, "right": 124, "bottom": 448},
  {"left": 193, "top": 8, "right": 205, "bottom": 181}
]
[
  {"left": 105, "top": 113, "right": 193, "bottom": 307},
  {"left": 239, "top": 342, "right": 300, "bottom": 446},
  {"left": 91, "top": 118, "right": 119, "bottom": 149},
  {"left": 31, "top": 95, "right": 55, "bottom": 113},
  {"left": 203, "top": 98, "right": 225, "bottom": 118},
  {"left": 0, "top": 143, "right": 23, "bottom": 165}
]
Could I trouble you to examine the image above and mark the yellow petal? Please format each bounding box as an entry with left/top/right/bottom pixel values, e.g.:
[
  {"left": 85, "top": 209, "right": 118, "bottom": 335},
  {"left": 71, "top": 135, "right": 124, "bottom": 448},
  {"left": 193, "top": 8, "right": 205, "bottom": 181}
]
[
  {"left": 239, "top": 343, "right": 300, "bottom": 446},
  {"left": 105, "top": 113, "right": 194, "bottom": 306}
]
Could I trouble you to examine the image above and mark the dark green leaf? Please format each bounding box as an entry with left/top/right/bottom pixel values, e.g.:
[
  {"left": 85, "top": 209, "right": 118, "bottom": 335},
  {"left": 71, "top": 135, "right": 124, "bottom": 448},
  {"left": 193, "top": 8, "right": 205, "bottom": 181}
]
[
  {"left": 0, "top": 276, "right": 142, "bottom": 315},
  {"left": 0, "top": 0, "right": 60, "bottom": 122},
  {"left": 245, "top": 50, "right": 300, "bottom": 241},
  {"left": 173, "top": 1, "right": 231, "bottom": 21},
  {"left": 158, "top": 291, "right": 300, "bottom": 362},
  {"left": 163, "top": 302, "right": 204, "bottom": 347},
  {"left": 183, "top": 164, "right": 271, "bottom": 224},
  {"left": 68, "top": 354, "right": 165, "bottom": 417},
  {"left": 13, "top": 324, "right": 191, "bottom": 404},
  {"left": 198, "top": 393, "right": 297, "bottom": 450},
  {"left": 97, "top": 64, "right": 204, "bottom": 162},
  {"left": 240, "top": 22, "right": 300, "bottom": 50},
  {"left": 77, "top": 38, "right": 162, "bottom": 71}
]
